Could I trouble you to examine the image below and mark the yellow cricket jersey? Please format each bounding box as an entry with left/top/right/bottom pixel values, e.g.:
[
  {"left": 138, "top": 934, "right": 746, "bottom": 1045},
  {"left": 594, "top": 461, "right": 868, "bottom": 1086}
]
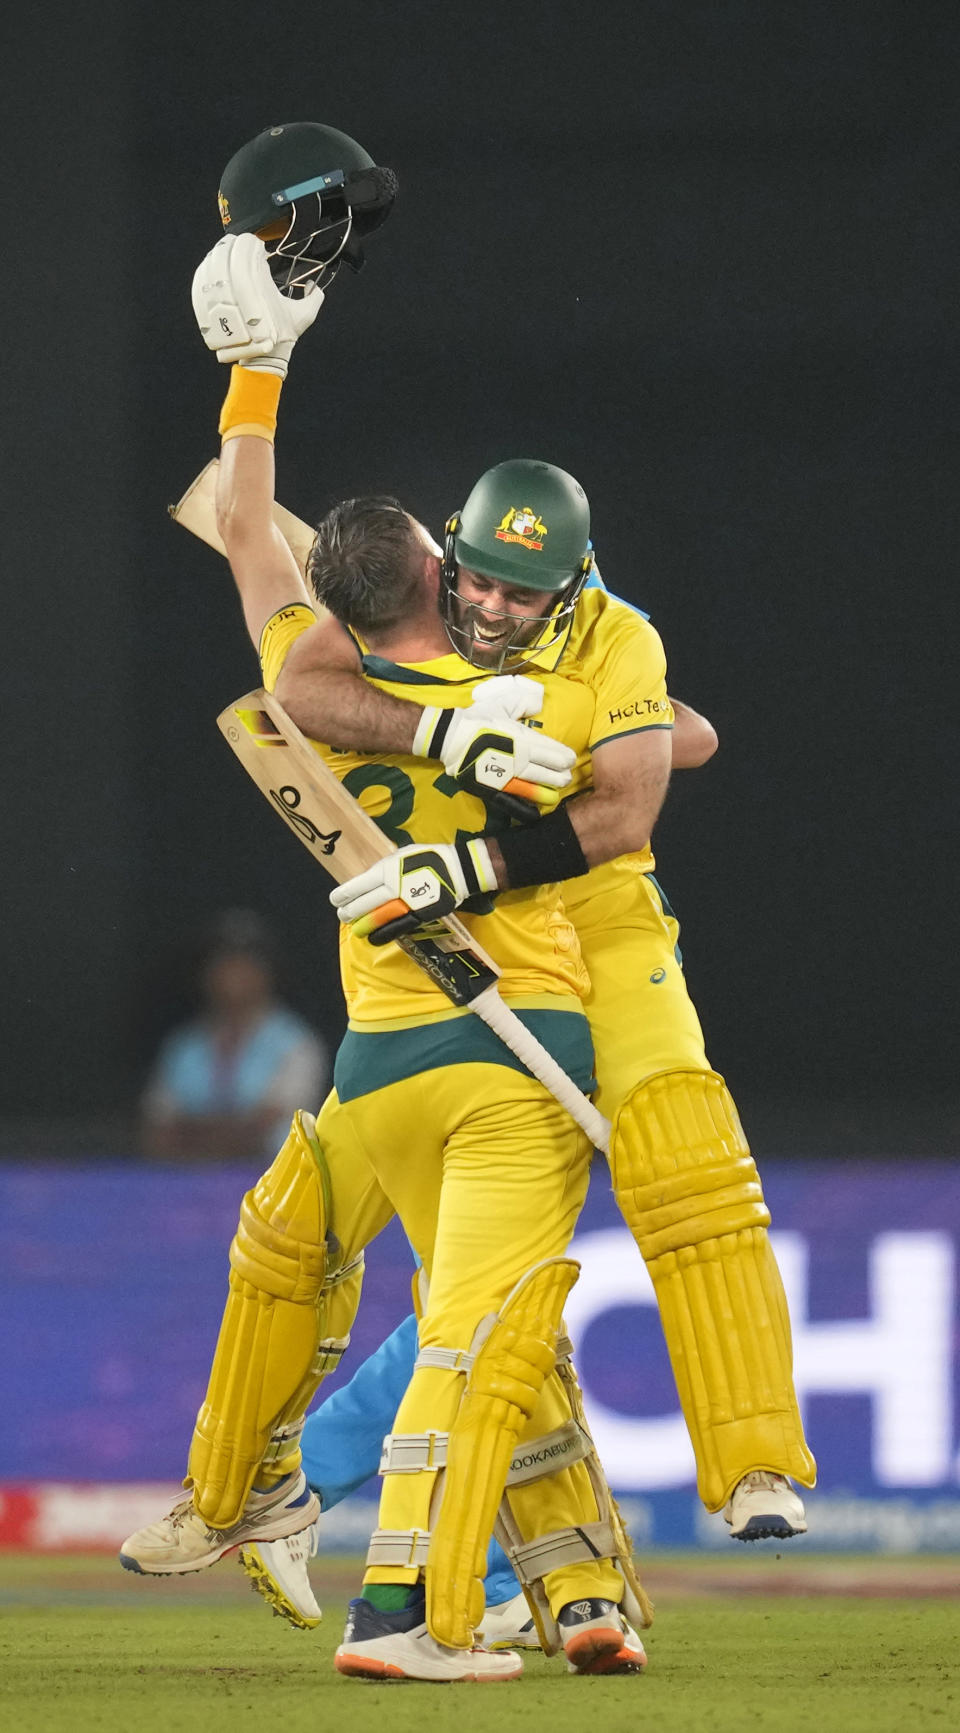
[
  {"left": 534, "top": 586, "right": 675, "bottom": 928},
  {"left": 348, "top": 585, "right": 676, "bottom": 937},
  {"left": 260, "top": 605, "right": 589, "bottom": 1025}
]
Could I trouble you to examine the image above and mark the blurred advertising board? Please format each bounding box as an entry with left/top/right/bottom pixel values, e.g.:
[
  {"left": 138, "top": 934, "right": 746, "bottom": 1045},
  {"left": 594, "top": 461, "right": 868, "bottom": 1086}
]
[{"left": 1, "top": 1160, "right": 957, "bottom": 1550}]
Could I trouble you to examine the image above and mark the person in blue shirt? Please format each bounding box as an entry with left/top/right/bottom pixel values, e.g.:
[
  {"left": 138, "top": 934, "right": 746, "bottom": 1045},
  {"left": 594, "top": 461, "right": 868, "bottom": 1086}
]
[{"left": 140, "top": 909, "right": 329, "bottom": 1165}]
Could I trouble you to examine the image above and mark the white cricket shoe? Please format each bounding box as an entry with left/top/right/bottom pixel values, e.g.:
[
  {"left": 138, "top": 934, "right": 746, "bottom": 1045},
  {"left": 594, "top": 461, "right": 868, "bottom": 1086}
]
[
  {"left": 477, "top": 1590, "right": 540, "bottom": 1650},
  {"left": 558, "top": 1597, "right": 647, "bottom": 1675},
  {"left": 334, "top": 1594, "right": 523, "bottom": 1682},
  {"left": 118, "top": 1471, "right": 320, "bottom": 1575},
  {"left": 724, "top": 1470, "right": 808, "bottom": 1541},
  {"left": 240, "top": 1518, "right": 322, "bottom": 1629}
]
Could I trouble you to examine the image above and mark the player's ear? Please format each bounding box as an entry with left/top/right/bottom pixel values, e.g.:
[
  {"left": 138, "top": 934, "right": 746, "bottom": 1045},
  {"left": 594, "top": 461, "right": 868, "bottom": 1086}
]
[{"left": 422, "top": 547, "right": 442, "bottom": 591}]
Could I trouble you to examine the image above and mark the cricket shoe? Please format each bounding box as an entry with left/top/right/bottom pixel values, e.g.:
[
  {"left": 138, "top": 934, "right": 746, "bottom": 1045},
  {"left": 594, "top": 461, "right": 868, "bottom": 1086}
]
[
  {"left": 476, "top": 1590, "right": 540, "bottom": 1650},
  {"left": 334, "top": 1592, "right": 523, "bottom": 1682},
  {"left": 118, "top": 1471, "right": 320, "bottom": 1576},
  {"left": 723, "top": 1471, "right": 807, "bottom": 1541},
  {"left": 239, "top": 1518, "right": 322, "bottom": 1629},
  {"left": 558, "top": 1598, "right": 647, "bottom": 1675}
]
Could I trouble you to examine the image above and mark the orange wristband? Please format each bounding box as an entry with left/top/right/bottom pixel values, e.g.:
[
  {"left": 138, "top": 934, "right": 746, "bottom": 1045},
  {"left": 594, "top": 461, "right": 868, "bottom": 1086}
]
[{"left": 218, "top": 365, "right": 283, "bottom": 442}]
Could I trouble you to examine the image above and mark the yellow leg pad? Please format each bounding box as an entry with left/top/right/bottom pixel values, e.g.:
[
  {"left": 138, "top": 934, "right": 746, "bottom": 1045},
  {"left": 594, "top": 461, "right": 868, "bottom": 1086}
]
[
  {"left": 364, "top": 1366, "right": 462, "bottom": 1588},
  {"left": 425, "top": 1257, "right": 579, "bottom": 1650},
  {"left": 556, "top": 1352, "right": 654, "bottom": 1630},
  {"left": 495, "top": 1361, "right": 651, "bottom": 1653},
  {"left": 257, "top": 1246, "right": 365, "bottom": 1486},
  {"left": 612, "top": 1069, "right": 816, "bottom": 1510},
  {"left": 188, "top": 1111, "right": 355, "bottom": 1528}
]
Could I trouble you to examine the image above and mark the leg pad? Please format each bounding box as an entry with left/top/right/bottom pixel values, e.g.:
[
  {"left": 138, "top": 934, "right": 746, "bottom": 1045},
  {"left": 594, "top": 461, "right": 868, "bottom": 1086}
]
[
  {"left": 188, "top": 1112, "right": 363, "bottom": 1527},
  {"left": 611, "top": 1069, "right": 816, "bottom": 1509},
  {"left": 425, "top": 1257, "right": 579, "bottom": 1650}
]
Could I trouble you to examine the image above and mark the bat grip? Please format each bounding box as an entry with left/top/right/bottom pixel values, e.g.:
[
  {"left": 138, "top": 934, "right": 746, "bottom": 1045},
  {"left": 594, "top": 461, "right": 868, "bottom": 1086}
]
[
  {"left": 487, "top": 789, "right": 542, "bottom": 826},
  {"left": 467, "top": 985, "right": 611, "bottom": 1154}
]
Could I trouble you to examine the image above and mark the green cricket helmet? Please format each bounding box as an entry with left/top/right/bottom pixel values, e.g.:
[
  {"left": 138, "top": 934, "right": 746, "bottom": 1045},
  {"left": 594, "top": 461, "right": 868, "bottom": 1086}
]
[
  {"left": 217, "top": 122, "right": 397, "bottom": 291},
  {"left": 441, "top": 459, "right": 593, "bottom": 670}
]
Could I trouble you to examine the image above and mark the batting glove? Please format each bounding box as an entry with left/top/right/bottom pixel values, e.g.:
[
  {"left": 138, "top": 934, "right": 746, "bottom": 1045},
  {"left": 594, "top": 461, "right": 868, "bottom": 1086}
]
[
  {"left": 330, "top": 838, "right": 499, "bottom": 944},
  {"left": 467, "top": 674, "right": 547, "bottom": 721},
  {"left": 412, "top": 680, "right": 574, "bottom": 813},
  {"left": 191, "top": 233, "right": 323, "bottom": 377}
]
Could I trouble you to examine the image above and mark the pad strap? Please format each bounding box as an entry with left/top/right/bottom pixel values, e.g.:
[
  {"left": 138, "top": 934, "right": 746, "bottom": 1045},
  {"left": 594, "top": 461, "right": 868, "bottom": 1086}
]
[
  {"left": 260, "top": 1418, "right": 305, "bottom": 1468},
  {"left": 379, "top": 1419, "right": 591, "bottom": 1483},
  {"left": 366, "top": 1528, "right": 432, "bottom": 1569},
  {"left": 380, "top": 1431, "right": 448, "bottom": 1475},
  {"left": 509, "top": 1520, "right": 618, "bottom": 1584},
  {"left": 414, "top": 1345, "right": 475, "bottom": 1373},
  {"left": 507, "top": 1421, "right": 593, "bottom": 1484},
  {"left": 326, "top": 1249, "right": 366, "bottom": 1287}
]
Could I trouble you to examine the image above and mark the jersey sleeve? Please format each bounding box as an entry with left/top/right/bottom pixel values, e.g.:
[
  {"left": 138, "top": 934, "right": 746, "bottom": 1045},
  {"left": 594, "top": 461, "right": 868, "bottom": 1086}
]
[
  {"left": 587, "top": 602, "right": 674, "bottom": 751},
  {"left": 258, "top": 603, "right": 319, "bottom": 691}
]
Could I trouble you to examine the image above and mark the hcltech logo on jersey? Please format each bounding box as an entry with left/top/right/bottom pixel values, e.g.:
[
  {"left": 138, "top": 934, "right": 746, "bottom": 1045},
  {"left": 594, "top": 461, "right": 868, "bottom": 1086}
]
[{"left": 494, "top": 506, "right": 549, "bottom": 551}]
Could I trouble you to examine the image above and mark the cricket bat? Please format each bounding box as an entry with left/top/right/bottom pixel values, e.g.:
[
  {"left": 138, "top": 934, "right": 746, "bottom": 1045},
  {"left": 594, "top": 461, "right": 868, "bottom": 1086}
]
[
  {"left": 218, "top": 688, "right": 611, "bottom": 1152},
  {"left": 170, "top": 458, "right": 318, "bottom": 581}
]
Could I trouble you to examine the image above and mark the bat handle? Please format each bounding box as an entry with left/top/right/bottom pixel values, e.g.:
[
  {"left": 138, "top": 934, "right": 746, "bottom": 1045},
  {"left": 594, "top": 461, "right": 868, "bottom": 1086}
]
[{"left": 468, "top": 985, "right": 611, "bottom": 1154}]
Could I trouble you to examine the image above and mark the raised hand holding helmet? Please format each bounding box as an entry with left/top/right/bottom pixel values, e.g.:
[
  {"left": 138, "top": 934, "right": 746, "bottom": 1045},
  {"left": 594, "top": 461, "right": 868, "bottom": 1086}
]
[{"left": 191, "top": 233, "right": 323, "bottom": 376}]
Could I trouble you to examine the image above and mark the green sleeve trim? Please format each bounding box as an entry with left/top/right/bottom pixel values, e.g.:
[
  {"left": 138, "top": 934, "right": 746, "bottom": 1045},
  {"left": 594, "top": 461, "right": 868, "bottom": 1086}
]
[
  {"left": 589, "top": 722, "right": 674, "bottom": 752},
  {"left": 361, "top": 654, "right": 473, "bottom": 689}
]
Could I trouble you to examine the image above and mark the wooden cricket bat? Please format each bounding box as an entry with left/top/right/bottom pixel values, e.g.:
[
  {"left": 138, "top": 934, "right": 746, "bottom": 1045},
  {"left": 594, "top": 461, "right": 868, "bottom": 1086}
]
[
  {"left": 218, "top": 688, "right": 611, "bottom": 1152},
  {"left": 170, "top": 459, "right": 317, "bottom": 579}
]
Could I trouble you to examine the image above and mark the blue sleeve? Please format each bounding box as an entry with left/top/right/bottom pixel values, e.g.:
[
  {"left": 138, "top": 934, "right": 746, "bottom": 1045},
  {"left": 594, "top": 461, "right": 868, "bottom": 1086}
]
[
  {"left": 585, "top": 564, "right": 649, "bottom": 619},
  {"left": 300, "top": 1313, "right": 419, "bottom": 1508}
]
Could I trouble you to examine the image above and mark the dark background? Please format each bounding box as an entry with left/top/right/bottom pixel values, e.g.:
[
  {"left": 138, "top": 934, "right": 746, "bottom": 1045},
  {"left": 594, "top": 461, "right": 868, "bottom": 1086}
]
[{"left": 4, "top": 0, "right": 957, "bottom": 1155}]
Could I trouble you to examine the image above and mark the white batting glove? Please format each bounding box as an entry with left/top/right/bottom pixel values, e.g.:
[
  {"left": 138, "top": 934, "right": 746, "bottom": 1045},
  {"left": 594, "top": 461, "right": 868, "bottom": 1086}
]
[
  {"left": 191, "top": 233, "right": 323, "bottom": 377},
  {"left": 411, "top": 688, "right": 574, "bottom": 811},
  {"left": 330, "top": 838, "right": 499, "bottom": 943},
  {"left": 467, "top": 674, "right": 546, "bottom": 721}
]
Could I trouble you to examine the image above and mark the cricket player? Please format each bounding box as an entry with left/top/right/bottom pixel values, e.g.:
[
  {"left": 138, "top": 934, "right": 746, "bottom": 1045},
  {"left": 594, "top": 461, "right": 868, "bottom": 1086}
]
[
  {"left": 125, "top": 121, "right": 814, "bottom": 1675},
  {"left": 123, "top": 124, "right": 659, "bottom": 1683},
  {"left": 211, "top": 122, "right": 814, "bottom": 1569},
  {"left": 254, "top": 473, "right": 816, "bottom": 1623}
]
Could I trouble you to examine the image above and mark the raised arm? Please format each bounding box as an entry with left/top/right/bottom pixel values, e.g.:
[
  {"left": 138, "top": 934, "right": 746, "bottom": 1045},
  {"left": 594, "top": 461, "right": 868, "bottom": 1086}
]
[
  {"left": 192, "top": 234, "right": 574, "bottom": 804},
  {"left": 213, "top": 423, "right": 430, "bottom": 751},
  {"left": 215, "top": 433, "right": 314, "bottom": 647}
]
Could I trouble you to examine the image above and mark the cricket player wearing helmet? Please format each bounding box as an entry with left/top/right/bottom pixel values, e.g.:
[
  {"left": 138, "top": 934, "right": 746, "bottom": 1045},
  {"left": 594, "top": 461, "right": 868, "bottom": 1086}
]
[
  {"left": 295, "top": 467, "right": 814, "bottom": 1541},
  {"left": 121, "top": 124, "right": 653, "bottom": 1684}
]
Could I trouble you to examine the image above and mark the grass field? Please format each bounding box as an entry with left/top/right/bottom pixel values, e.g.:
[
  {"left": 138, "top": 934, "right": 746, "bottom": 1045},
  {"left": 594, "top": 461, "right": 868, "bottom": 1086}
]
[{"left": 1, "top": 1552, "right": 957, "bottom": 1732}]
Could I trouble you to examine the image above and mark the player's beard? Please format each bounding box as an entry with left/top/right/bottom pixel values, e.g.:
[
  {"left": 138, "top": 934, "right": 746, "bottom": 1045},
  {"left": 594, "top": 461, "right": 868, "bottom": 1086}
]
[{"left": 446, "top": 594, "right": 557, "bottom": 673}]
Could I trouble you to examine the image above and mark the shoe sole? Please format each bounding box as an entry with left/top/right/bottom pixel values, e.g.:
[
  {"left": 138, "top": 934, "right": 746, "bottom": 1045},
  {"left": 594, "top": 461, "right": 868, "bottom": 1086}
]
[
  {"left": 335, "top": 1650, "right": 522, "bottom": 1683},
  {"left": 564, "top": 1627, "right": 647, "bottom": 1675},
  {"left": 731, "top": 1517, "right": 807, "bottom": 1542},
  {"left": 239, "top": 1543, "right": 321, "bottom": 1630},
  {"left": 118, "top": 1547, "right": 234, "bottom": 1576},
  {"left": 117, "top": 1490, "right": 321, "bottom": 1577}
]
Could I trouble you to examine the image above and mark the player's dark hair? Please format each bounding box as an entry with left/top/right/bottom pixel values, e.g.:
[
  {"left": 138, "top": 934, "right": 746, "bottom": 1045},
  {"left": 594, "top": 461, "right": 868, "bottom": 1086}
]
[{"left": 308, "top": 495, "right": 425, "bottom": 631}]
